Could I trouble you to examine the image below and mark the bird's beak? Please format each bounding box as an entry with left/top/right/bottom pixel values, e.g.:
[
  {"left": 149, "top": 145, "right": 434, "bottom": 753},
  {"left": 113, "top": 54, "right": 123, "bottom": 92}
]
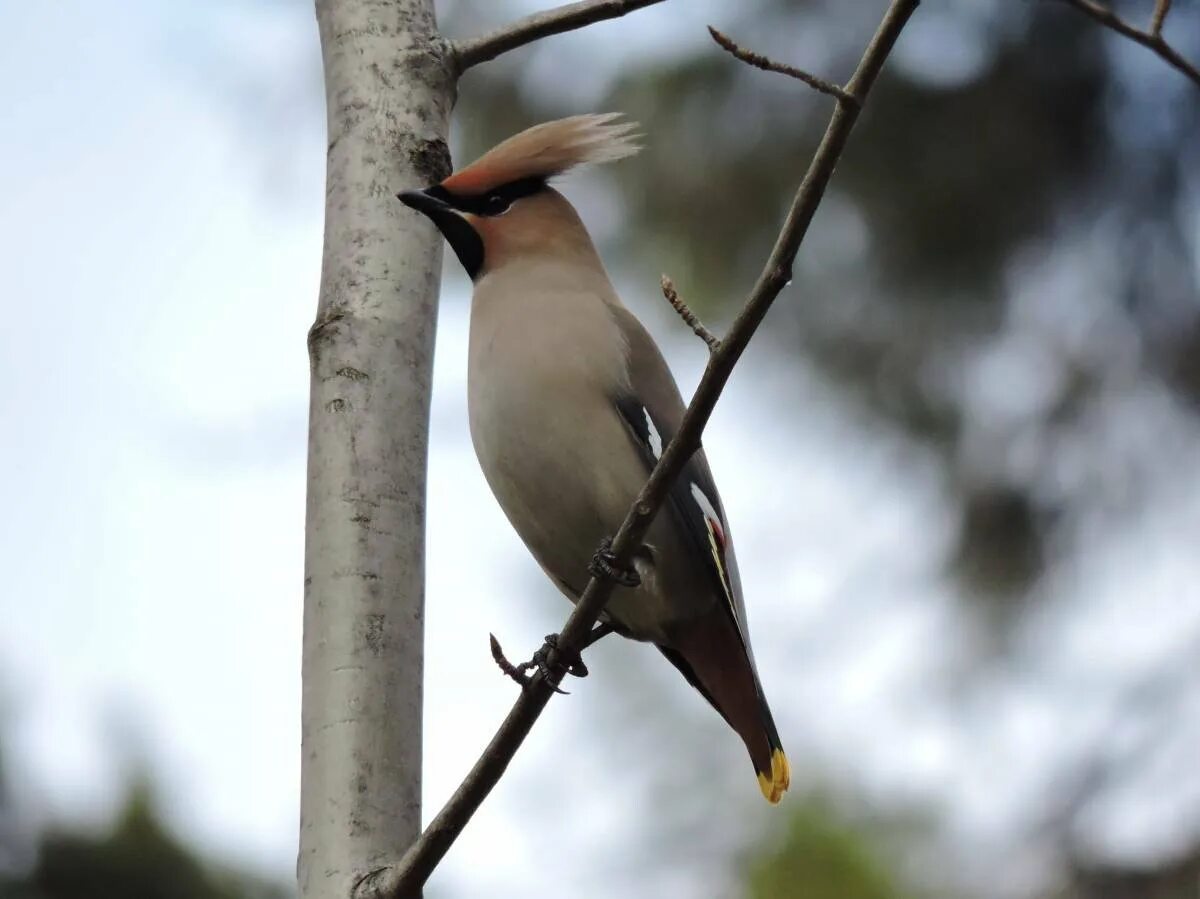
[
  {"left": 396, "top": 187, "right": 485, "bottom": 281},
  {"left": 397, "top": 188, "right": 453, "bottom": 217}
]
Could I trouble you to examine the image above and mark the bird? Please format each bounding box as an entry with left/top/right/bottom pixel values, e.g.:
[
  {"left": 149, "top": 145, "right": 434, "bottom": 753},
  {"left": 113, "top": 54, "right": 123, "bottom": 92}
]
[{"left": 398, "top": 114, "right": 789, "bottom": 804}]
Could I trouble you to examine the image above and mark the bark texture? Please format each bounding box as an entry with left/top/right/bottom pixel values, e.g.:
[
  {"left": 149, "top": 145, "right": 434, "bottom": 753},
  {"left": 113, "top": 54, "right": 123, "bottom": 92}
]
[{"left": 301, "top": 1, "right": 454, "bottom": 896}]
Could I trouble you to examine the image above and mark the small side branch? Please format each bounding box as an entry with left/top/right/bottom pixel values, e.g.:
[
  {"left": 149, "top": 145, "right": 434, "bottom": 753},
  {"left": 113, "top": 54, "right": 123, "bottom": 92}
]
[
  {"left": 359, "top": 2, "right": 920, "bottom": 896},
  {"left": 453, "top": 0, "right": 669, "bottom": 73},
  {"left": 489, "top": 633, "right": 537, "bottom": 689},
  {"left": 1151, "top": 0, "right": 1171, "bottom": 39},
  {"left": 1058, "top": 0, "right": 1200, "bottom": 87},
  {"left": 661, "top": 275, "right": 720, "bottom": 353},
  {"left": 708, "top": 26, "right": 859, "bottom": 106}
]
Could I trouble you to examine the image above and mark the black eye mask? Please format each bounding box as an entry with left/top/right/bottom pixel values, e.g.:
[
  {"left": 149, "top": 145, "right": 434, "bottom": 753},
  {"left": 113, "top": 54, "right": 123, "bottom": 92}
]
[
  {"left": 426, "top": 176, "right": 547, "bottom": 217},
  {"left": 399, "top": 176, "right": 550, "bottom": 280}
]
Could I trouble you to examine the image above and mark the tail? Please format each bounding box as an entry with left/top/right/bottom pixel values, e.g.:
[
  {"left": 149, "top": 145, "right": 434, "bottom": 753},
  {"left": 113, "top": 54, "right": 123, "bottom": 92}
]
[
  {"left": 754, "top": 709, "right": 791, "bottom": 805},
  {"left": 660, "top": 613, "right": 790, "bottom": 804}
]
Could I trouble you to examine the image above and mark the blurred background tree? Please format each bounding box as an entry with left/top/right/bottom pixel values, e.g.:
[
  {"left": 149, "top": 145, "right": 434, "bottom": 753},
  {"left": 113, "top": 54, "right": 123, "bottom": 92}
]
[
  {"left": 0, "top": 718, "right": 288, "bottom": 899},
  {"left": 437, "top": 0, "right": 1200, "bottom": 895},
  {"left": 0, "top": 788, "right": 289, "bottom": 899},
  {"left": 451, "top": 0, "right": 1199, "bottom": 610}
]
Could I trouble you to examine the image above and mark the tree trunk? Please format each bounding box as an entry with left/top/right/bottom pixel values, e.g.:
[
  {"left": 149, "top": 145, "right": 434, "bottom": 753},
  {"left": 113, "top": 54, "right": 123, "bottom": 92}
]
[{"left": 300, "top": 2, "right": 453, "bottom": 896}]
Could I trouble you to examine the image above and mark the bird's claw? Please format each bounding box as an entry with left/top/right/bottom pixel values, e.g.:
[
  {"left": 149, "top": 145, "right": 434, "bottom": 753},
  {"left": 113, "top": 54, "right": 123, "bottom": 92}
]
[
  {"left": 589, "top": 536, "right": 641, "bottom": 587},
  {"left": 534, "top": 633, "right": 588, "bottom": 681},
  {"left": 489, "top": 632, "right": 588, "bottom": 695}
]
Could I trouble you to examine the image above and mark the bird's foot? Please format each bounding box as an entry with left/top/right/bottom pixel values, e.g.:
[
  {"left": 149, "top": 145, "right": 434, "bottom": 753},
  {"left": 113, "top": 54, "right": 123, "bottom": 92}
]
[
  {"left": 489, "top": 632, "right": 589, "bottom": 695},
  {"left": 534, "top": 633, "right": 589, "bottom": 682},
  {"left": 589, "top": 536, "right": 641, "bottom": 587}
]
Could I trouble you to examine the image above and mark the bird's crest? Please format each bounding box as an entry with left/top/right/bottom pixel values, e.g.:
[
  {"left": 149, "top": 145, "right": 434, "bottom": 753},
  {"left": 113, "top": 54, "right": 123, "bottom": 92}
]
[{"left": 442, "top": 113, "right": 641, "bottom": 196}]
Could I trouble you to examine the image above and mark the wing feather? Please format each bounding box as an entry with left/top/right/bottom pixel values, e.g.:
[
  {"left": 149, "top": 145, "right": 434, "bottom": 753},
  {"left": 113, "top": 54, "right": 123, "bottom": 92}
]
[{"left": 606, "top": 304, "right": 750, "bottom": 645}]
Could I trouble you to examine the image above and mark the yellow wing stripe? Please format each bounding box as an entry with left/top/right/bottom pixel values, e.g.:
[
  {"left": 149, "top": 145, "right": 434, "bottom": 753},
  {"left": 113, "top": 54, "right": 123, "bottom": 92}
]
[{"left": 704, "top": 518, "right": 741, "bottom": 634}]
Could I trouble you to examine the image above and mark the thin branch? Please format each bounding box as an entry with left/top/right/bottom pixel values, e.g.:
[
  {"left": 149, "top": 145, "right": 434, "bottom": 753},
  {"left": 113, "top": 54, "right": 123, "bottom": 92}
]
[
  {"left": 1058, "top": 0, "right": 1200, "bottom": 87},
  {"left": 1150, "top": 0, "right": 1171, "bottom": 38},
  {"left": 708, "top": 26, "right": 859, "bottom": 107},
  {"left": 661, "top": 274, "right": 720, "bottom": 352},
  {"left": 453, "top": 0, "right": 669, "bottom": 73},
  {"left": 488, "top": 633, "right": 542, "bottom": 690},
  {"left": 358, "top": 2, "right": 921, "bottom": 895}
]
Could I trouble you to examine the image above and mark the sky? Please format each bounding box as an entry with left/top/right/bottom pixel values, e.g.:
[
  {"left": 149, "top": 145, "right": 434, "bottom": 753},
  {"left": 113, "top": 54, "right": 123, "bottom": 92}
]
[{"left": 1, "top": 2, "right": 1198, "bottom": 897}]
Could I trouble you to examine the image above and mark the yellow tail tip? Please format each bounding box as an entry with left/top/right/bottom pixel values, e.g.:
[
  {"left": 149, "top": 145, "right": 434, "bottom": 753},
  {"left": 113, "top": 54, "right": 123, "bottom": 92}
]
[{"left": 756, "top": 748, "right": 791, "bottom": 804}]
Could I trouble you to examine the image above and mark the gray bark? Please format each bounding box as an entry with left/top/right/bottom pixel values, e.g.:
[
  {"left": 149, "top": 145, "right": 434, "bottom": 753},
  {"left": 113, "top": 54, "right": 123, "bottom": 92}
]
[{"left": 300, "top": 1, "right": 454, "bottom": 896}]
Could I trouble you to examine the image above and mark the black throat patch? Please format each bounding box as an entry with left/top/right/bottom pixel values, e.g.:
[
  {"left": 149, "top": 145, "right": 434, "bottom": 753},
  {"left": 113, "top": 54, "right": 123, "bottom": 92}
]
[{"left": 419, "top": 177, "right": 548, "bottom": 281}]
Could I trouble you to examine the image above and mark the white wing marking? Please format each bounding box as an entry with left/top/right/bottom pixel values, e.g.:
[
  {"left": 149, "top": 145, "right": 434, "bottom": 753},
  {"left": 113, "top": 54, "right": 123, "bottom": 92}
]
[
  {"left": 643, "top": 407, "right": 663, "bottom": 459},
  {"left": 689, "top": 482, "right": 720, "bottom": 524}
]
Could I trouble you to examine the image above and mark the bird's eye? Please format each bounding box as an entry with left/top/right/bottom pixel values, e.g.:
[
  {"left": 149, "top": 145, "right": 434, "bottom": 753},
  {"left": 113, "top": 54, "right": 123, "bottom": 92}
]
[{"left": 483, "top": 194, "right": 511, "bottom": 216}]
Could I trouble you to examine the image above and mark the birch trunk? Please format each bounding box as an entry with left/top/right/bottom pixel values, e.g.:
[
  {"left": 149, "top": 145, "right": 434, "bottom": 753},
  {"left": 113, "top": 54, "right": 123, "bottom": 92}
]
[{"left": 301, "top": 1, "right": 454, "bottom": 896}]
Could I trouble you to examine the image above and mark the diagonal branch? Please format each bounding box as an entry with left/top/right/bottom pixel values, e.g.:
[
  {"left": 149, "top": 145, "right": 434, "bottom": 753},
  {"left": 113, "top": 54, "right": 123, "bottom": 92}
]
[
  {"left": 357, "top": 2, "right": 921, "bottom": 895},
  {"left": 453, "top": 0, "right": 670, "bottom": 73},
  {"left": 1058, "top": 0, "right": 1200, "bottom": 87},
  {"left": 708, "top": 26, "right": 860, "bottom": 106}
]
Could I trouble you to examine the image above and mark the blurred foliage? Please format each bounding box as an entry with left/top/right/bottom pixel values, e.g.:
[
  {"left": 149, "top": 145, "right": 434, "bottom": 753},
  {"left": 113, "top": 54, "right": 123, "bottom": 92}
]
[
  {"left": 0, "top": 782, "right": 290, "bottom": 899},
  {"left": 742, "top": 797, "right": 915, "bottom": 899},
  {"left": 1054, "top": 849, "right": 1200, "bottom": 899},
  {"left": 441, "top": 2, "right": 1200, "bottom": 896},
  {"left": 839, "top": 15, "right": 1107, "bottom": 297},
  {"left": 950, "top": 483, "right": 1045, "bottom": 606},
  {"left": 451, "top": 0, "right": 1200, "bottom": 610}
]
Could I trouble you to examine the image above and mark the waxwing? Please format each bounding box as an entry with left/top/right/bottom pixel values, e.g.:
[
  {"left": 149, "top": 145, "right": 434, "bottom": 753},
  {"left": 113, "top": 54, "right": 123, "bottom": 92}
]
[{"left": 398, "top": 114, "right": 789, "bottom": 803}]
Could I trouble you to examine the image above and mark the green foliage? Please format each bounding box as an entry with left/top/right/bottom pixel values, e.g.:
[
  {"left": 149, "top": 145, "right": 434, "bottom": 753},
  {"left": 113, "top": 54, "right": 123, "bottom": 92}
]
[
  {"left": 744, "top": 798, "right": 912, "bottom": 899},
  {"left": 0, "top": 784, "right": 289, "bottom": 899}
]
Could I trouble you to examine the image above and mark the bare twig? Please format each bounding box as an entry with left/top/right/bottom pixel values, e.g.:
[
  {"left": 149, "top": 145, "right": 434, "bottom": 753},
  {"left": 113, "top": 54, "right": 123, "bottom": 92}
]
[
  {"left": 453, "top": 0, "right": 669, "bottom": 73},
  {"left": 1150, "top": 0, "right": 1171, "bottom": 38},
  {"left": 1058, "top": 0, "right": 1200, "bottom": 87},
  {"left": 488, "top": 633, "right": 538, "bottom": 689},
  {"left": 661, "top": 275, "right": 720, "bottom": 352},
  {"left": 357, "top": 3, "right": 921, "bottom": 895},
  {"left": 708, "top": 26, "right": 859, "bottom": 106}
]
